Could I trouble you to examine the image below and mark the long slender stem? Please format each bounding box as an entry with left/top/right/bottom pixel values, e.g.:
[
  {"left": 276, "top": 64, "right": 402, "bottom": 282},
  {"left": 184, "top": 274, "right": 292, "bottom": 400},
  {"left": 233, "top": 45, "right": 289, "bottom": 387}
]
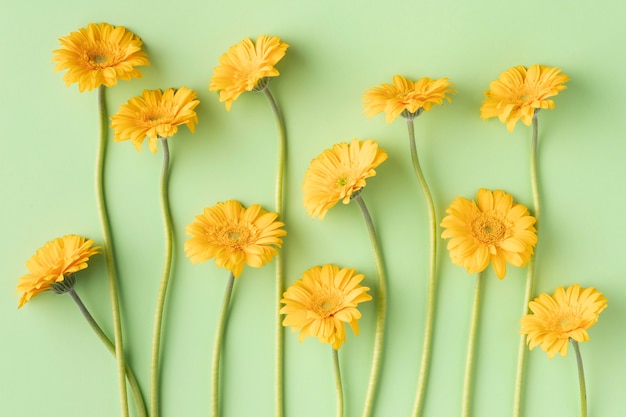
[
  {"left": 96, "top": 85, "right": 129, "bottom": 417},
  {"left": 212, "top": 272, "right": 236, "bottom": 417},
  {"left": 571, "top": 340, "right": 588, "bottom": 417},
  {"left": 462, "top": 273, "right": 483, "bottom": 417},
  {"left": 150, "top": 137, "right": 174, "bottom": 417},
  {"left": 263, "top": 87, "right": 286, "bottom": 417},
  {"left": 513, "top": 113, "right": 541, "bottom": 417},
  {"left": 353, "top": 194, "right": 387, "bottom": 417},
  {"left": 406, "top": 118, "right": 439, "bottom": 417},
  {"left": 332, "top": 348, "right": 344, "bottom": 417},
  {"left": 68, "top": 289, "right": 147, "bottom": 417}
]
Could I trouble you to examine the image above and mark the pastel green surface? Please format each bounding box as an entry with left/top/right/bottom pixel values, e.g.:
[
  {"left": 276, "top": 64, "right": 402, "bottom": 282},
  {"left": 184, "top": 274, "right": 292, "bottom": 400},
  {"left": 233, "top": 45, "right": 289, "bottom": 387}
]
[{"left": 1, "top": 0, "right": 625, "bottom": 416}]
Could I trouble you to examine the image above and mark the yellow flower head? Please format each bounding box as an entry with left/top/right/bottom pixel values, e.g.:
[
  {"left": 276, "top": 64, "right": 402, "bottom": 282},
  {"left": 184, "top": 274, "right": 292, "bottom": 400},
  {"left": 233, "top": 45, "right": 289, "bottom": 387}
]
[
  {"left": 440, "top": 189, "right": 537, "bottom": 279},
  {"left": 303, "top": 139, "right": 388, "bottom": 220},
  {"left": 52, "top": 22, "right": 150, "bottom": 92},
  {"left": 280, "top": 264, "right": 372, "bottom": 350},
  {"left": 209, "top": 35, "right": 289, "bottom": 111},
  {"left": 480, "top": 64, "right": 569, "bottom": 132},
  {"left": 15, "top": 235, "right": 101, "bottom": 308},
  {"left": 362, "top": 74, "right": 455, "bottom": 123},
  {"left": 520, "top": 284, "right": 607, "bottom": 358},
  {"left": 110, "top": 87, "right": 200, "bottom": 152},
  {"left": 185, "top": 200, "right": 286, "bottom": 278}
]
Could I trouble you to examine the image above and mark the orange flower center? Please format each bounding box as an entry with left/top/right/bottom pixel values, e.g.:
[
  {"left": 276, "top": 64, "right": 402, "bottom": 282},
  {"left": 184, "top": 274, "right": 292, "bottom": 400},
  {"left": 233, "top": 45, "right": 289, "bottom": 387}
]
[
  {"left": 471, "top": 213, "right": 507, "bottom": 245},
  {"left": 311, "top": 292, "right": 342, "bottom": 318},
  {"left": 213, "top": 223, "right": 257, "bottom": 249}
]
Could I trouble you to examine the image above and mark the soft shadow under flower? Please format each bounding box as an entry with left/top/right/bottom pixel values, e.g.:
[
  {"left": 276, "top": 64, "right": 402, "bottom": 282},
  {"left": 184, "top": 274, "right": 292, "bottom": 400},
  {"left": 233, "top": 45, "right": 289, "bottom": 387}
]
[{"left": 52, "top": 22, "right": 150, "bottom": 92}]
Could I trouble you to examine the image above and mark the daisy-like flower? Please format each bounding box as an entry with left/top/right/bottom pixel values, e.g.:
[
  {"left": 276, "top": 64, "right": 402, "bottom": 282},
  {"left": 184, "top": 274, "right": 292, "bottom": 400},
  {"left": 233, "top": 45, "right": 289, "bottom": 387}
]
[
  {"left": 303, "top": 139, "right": 388, "bottom": 219},
  {"left": 209, "top": 35, "right": 289, "bottom": 111},
  {"left": 280, "top": 264, "right": 372, "bottom": 350},
  {"left": 110, "top": 87, "right": 200, "bottom": 152},
  {"left": 520, "top": 284, "right": 607, "bottom": 358},
  {"left": 185, "top": 200, "right": 286, "bottom": 277},
  {"left": 362, "top": 74, "right": 455, "bottom": 123},
  {"left": 52, "top": 22, "right": 150, "bottom": 92},
  {"left": 480, "top": 64, "right": 569, "bottom": 132},
  {"left": 441, "top": 188, "right": 537, "bottom": 279},
  {"left": 15, "top": 235, "right": 100, "bottom": 308}
]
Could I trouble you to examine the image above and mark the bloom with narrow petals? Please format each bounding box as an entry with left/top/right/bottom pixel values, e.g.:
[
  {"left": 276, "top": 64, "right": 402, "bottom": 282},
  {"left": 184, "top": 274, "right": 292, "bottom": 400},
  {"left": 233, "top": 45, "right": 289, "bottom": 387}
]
[
  {"left": 362, "top": 74, "right": 455, "bottom": 123},
  {"left": 520, "top": 284, "right": 607, "bottom": 358},
  {"left": 480, "top": 64, "right": 569, "bottom": 132},
  {"left": 280, "top": 264, "right": 372, "bottom": 350},
  {"left": 110, "top": 87, "right": 200, "bottom": 152},
  {"left": 16, "top": 235, "right": 100, "bottom": 308},
  {"left": 209, "top": 35, "right": 289, "bottom": 111},
  {"left": 303, "top": 139, "right": 388, "bottom": 219},
  {"left": 185, "top": 200, "right": 286, "bottom": 278},
  {"left": 52, "top": 22, "right": 150, "bottom": 92},
  {"left": 441, "top": 189, "right": 537, "bottom": 279}
]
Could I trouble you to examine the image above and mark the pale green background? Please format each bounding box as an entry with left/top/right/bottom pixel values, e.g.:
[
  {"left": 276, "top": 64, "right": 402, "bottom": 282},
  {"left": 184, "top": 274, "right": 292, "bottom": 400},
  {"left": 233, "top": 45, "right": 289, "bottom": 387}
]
[{"left": 1, "top": 0, "right": 625, "bottom": 416}]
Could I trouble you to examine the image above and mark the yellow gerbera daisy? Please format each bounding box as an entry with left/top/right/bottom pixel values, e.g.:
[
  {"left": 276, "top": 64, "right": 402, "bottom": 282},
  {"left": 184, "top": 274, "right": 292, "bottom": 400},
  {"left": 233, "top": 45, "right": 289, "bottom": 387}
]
[
  {"left": 185, "top": 200, "right": 286, "bottom": 277},
  {"left": 362, "top": 74, "right": 455, "bottom": 123},
  {"left": 110, "top": 87, "right": 200, "bottom": 152},
  {"left": 480, "top": 64, "right": 569, "bottom": 132},
  {"left": 440, "top": 189, "right": 537, "bottom": 279},
  {"left": 303, "top": 139, "right": 388, "bottom": 220},
  {"left": 520, "top": 284, "right": 607, "bottom": 358},
  {"left": 209, "top": 35, "right": 289, "bottom": 111},
  {"left": 15, "top": 235, "right": 100, "bottom": 308},
  {"left": 280, "top": 264, "right": 372, "bottom": 350},
  {"left": 52, "top": 22, "right": 150, "bottom": 93}
]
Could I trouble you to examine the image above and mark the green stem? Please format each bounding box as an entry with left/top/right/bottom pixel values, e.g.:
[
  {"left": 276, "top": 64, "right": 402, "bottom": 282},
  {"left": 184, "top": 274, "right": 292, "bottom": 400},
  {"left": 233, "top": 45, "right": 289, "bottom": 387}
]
[
  {"left": 263, "top": 87, "right": 286, "bottom": 417},
  {"left": 68, "top": 288, "right": 147, "bottom": 417},
  {"left": 513, "top": 113, "right": 541, "bottom": 417},
  {"left": 353, "top": 194, "right": 387, "bottom": 417},
  {"left": 462, "top": 273, "right": 483, "bottom": 417},
  {"left": 406, "top": 118, "right": 438, "bottom": 417},
  {"left": 333, "top": 348, "right": 344, "bottom": 417},
  {"left": 571, "top": 340, "right": 588, "bottom": 417},
  {"left": 96, "top": 85, "right": 129, "bottom": 417},
  {"left": 212, "top": 272, "right": 236, "bottom": 417},
  {"left": 150, "top": 137, "right": 174, "bottom": 417}
]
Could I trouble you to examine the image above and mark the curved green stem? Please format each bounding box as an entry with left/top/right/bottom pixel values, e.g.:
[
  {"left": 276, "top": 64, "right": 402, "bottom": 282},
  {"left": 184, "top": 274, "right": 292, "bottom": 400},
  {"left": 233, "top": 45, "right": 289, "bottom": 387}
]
[
  {"left": 462, "top": 273, "right": 483, "bottom": 417},
  {"left": 212, "top": 272, "right": 236, "bottom": 417},
  {"left": 513, "top": 113, "right": 541, "bottom": 417},
  {"left": 353, "top": 194, "right": 387, "bottom": 417},
  {"left": 571, "top": 340, "right": 588, "bottom": 417},
  {"left": 150, "top": 137, "right": 174, "bottom": 417},
  {"left": 96, "top": 86, "right": 129, "bottom": 417},
  {"left": 68, "top": 288, "right": 147, "bottom": 417},
  {"left": 406, "top": 118, "right": 439, "bottom": 417},
  {"left": 333, "top": 348, "right": 344, "bottom": 417},
  {"left": 263, "top": 87, "right": 286, "bottom": 417}
]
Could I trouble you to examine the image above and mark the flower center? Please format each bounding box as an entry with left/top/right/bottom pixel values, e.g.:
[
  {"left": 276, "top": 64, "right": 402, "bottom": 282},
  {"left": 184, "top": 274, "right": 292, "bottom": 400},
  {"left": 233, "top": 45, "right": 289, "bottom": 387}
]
[
  {"left": 336, "top": 177, "right": 348, "bottom": 187},
  {"left": 212, "top": 222, "right": 258, "bottom": 249},
  {"left": 471, "top": 213, "right": 507, "bottom": 245},
  {"left": 311, "top": 292, "right": 343, "bottom": 318}
]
